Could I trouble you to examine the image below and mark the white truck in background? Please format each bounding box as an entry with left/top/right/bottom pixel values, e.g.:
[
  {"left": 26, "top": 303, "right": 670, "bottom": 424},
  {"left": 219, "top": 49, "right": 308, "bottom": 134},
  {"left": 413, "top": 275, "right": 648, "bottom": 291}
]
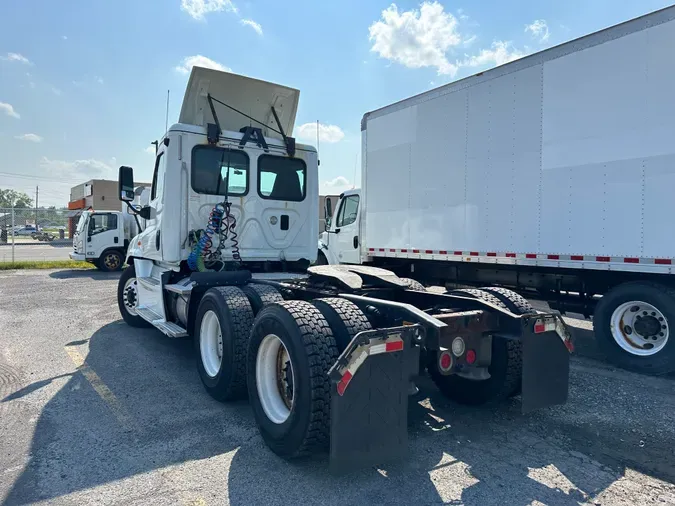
[
  {"left": 319, "top": 5, "right": 675, "bottom": 375},
  {"left": 70, "top": 186, "right": 150, "bottom": 271}
]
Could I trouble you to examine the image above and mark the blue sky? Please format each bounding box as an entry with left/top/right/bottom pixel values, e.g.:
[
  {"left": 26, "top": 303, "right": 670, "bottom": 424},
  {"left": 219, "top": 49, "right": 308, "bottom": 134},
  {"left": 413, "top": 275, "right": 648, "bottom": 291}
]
[{"left": 0, "top": 0, "right": 671, "bottom": 206}]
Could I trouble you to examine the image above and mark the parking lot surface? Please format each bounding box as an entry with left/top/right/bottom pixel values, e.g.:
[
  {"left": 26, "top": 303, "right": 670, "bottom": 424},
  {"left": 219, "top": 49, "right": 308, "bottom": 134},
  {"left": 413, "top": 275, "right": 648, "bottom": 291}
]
[
  {"left": 0, "top": 244, "right": 72, "bottom": 263},
  {"left": 1, "top": 269, "right": 674, "bottom": 506}
]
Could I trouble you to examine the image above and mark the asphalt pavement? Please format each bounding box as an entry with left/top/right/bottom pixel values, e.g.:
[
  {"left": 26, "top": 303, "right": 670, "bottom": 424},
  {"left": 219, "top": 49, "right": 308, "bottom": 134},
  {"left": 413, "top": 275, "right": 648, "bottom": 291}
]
[
  {"left": 0, "top": 269, "right": 674, "bottom": 505},
  {"left": 0, "top": 243, "right": 72, "bottom": 262}
]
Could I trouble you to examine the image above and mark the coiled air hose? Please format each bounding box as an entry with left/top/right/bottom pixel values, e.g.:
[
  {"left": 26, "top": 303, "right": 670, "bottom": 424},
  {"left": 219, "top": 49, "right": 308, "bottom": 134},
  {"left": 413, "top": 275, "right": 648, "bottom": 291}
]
[{"left": 187, "top": 204, "right": 224, "bottom": 272}]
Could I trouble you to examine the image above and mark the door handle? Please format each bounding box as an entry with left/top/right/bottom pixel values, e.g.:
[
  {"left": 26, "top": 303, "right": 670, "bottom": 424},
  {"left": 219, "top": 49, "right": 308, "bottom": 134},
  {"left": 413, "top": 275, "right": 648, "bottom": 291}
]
[
  {"left": 155, "top": 230, "right": 161, "bottom": 250},
  {"left": 114, "top": 237, "right": 119, "bottom": 244},
  {"left": 353, "top": 236, "right": 359, "bottom": 248}
]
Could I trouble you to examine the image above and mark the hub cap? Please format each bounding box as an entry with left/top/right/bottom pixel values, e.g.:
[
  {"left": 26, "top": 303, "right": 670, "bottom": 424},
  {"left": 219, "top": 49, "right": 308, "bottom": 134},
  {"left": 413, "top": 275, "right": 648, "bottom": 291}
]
[
  {"left": 256, "top": 334, "right": 294, "bottom": 424},
  {"left": 200, "top": 310, "right": 223, "bottom": 378},
  {"left": 104, "top": 253, "right": 120, "bottom": 270},
  {"left": 122, "top": 278, "right": 139, "bottom": 316},
  {"left": 610, "top": 301, "right": 669, "bottom": 356}
]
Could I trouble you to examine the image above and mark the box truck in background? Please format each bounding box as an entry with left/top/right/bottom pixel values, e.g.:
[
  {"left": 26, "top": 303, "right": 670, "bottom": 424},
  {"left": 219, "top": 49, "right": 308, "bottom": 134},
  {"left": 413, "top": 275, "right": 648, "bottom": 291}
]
[
  {"left": 319, "top": 5, "right": 675, "bottom": 375},
  {"left": 70, "top": 186, "right": 150, "bottom": 271}
]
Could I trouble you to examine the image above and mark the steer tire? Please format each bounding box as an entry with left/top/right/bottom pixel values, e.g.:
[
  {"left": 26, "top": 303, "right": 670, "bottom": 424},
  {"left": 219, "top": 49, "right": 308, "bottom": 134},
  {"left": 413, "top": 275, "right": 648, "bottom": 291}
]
[
  {"left": 400, "top": 278, "right": 426, "bottom": 292},
  {"left": 195, "top": 287, "right": 254, "bottom": 402},
  {"left": 312, "top": 298, "right": 372, "bottom": 352},
  {"left": 98, "top": 250, "right": 123, "bottom": 272},
  {"left": 247, "top": 301, "right": 338, "bottom": 459},
  {"left": 117, "top": 264, "right": 152, "bottom": 328},
  {"left": 594, "top": 282, "right": 675, "bottom": 375},
  {"left": 429, "top": 288, "right": 522, "bottom": 405},
  {"left": 242, "top": 283, "right": 284, "bottom": 316}
]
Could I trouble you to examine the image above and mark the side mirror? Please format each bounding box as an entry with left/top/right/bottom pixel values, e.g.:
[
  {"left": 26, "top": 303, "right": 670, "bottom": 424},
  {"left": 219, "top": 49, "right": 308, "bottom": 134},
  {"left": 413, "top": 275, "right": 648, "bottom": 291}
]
[
  {"left": 119, "top": 166, "right": 135, "bottom": 201},
  {"left": 324, "top": 198, "right": 332, "bottom": 231},
  {"left": 138, "top": 206, "right": 152, "bottom": 220}
]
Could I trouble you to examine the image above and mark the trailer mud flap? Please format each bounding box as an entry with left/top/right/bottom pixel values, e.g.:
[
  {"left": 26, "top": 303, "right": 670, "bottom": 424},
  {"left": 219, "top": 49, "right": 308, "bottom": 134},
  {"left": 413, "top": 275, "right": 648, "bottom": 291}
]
[
  {"left": 327, "top": 325, "right": 422, "bottom": 474},
  {"left": 520, "top": 314, "right": 572, "bottom": 413}
]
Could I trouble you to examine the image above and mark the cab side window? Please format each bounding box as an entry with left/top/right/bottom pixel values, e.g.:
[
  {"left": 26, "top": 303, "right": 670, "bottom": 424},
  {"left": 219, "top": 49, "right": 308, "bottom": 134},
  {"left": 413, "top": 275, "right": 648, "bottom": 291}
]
[
  {"left": 89, "top": 213, "right": 118, "bottom": 235},
  {"left": 336, "top": 195, "right": 360, "bottom": 227},
  {"left": 151, "top": 152, "right": 166, "bottom": 202}
]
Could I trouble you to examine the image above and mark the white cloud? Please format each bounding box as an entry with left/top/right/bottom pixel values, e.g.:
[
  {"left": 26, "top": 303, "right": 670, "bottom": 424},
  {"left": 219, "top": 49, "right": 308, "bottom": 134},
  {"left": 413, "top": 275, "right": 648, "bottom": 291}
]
[
  {"left": 29, "top": 82, "right": 36, "bottom": 89},
  {"left": 0, "top": 102, "right": 20, "bottom": 119},
  {"left": 15, "top": 133, "right": 43, "bottom": 143},
  {"left": 240, "top": 19, "right": 263, "bottom": 36},
  {"left": 144, "top": 146, "right": 156, "bottom": 155},
  {"left": 52, "top": 86, "right": 62, "bottom": 96},
  {"left": 96, "top": 76, "right": 104, "bottom": 84},
  {"left": 321, "top": 176, "right": 353, "bottom": 195},
  {"left": 39, "top": 157, "right": 115, "bottom": 180},
  {"left": 460, "top": 41, "right": 525, "bottom": 68},
  {"left": 175, "top": 55, "right": 231, "bottom": 74},
  {"left": 369, "top": 1, "right": 463, "bottom": 76},
  {"left": 295, "top": 122, "right": 345, "bottom": 144},
  {"left": 181, "top": 0, "right": 237, "bottom": 20},
  {"left": 62, "top": 35, "right": 68, "bottom": 40},
  {"left": 1, "top": 52, "right": 31, "bottom": 64},
  {"left": 525, "top": 19, "right": 549, "bottom": 42}
]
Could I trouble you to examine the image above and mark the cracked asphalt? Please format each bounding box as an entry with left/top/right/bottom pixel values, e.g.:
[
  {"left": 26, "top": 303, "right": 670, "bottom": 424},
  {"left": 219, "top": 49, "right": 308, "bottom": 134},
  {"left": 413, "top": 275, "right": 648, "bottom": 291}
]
[{"left": 1, "top": 269, "right": 674, "bottom": 505}]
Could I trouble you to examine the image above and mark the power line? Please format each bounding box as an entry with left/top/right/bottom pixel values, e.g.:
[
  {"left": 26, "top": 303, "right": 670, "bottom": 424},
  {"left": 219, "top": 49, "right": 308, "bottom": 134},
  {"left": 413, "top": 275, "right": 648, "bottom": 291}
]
[{"left": 0, "top": 171, "right": 83, "bottom": 184}]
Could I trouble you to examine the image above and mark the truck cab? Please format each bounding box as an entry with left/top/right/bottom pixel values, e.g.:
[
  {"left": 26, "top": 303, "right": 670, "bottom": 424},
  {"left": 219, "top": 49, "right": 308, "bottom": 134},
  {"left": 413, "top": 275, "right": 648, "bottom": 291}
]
[{"left": 318, "top": 189, "right": 362, "bottom": 265}]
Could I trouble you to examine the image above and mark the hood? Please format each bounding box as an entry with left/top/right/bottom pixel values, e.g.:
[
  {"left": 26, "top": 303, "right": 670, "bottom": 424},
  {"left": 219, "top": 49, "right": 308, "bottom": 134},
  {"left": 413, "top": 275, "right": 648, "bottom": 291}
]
[{"left": 179, "top": 67, "right": 300, "bottom": 142}]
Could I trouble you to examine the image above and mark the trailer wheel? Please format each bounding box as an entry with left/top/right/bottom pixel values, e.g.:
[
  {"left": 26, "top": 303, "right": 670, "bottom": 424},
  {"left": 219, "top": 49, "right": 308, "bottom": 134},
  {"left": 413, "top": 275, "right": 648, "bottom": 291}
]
[
  {"left": 247, "top": 301, "right": 338, "bottom": 458},
  {"left": 117, "top": 264, "right": 152, "bottom": 328},
  {"left": 195, "top": 287, "right": 254, "bottom": 401},
  {"left": 242, "top": 284, "right": 284, "bottom": 315},
  {"left": 312, "top": 298, "right": 372, "bottom": 351},
  {"left": 594, "top": 282, "right": 675, "bottom": 375},
  {"left": 400, "top": 278, "right": 426, "bottom": 292},
  {"left": 98, "top": 250, "right": 123, "bottom": 272},
  {"left": 429, "top": 288, "right": 522, "bottom": 405}
]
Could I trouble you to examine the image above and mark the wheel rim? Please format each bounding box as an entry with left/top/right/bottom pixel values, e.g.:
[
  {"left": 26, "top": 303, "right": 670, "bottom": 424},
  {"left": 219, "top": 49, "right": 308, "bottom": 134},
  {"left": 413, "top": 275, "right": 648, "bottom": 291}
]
[
  {"left": 200, "top": 310, "right": 223, "bottom": 378},
  {"left": 256, "top": 334, "right": 294, "bottom": 424},
  {"left": 610, "top": 301, "right": 669, "bottom": 356},
  {"left": 122, "top": 277, "right": 139, "bottom": 316},
  {"left": 104, "top": 253, "right": 120, "bottom": 270}
]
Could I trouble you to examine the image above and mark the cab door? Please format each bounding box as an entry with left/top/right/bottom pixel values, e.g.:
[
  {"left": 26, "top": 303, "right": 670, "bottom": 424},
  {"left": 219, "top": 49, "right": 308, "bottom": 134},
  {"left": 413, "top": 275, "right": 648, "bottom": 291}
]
[
  {"left": 85, "top": 213, "right": 120, "bottom": 259},
  {"left": 333, "top": 194, "right": 361, "bottom": 264},
  {"left": 137, "top": 149, "right": 167, "bottom": 260}
]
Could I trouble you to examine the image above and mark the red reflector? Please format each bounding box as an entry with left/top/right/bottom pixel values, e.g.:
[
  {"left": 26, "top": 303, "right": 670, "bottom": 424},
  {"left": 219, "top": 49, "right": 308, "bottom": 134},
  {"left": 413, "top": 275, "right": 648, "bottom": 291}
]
[
  {"left": 454, "top": 251, "right": 462, "bottom": 255},
  {"left": 548, "top": 254, "right": 559, "bottom": 260},
  {"left": 368, "top": 248, "right": 374, "bottom": 252},
  {"left": 487, "top": 252, "right": 496, "bottom": 257},
  {"left": 624, "top": 257, "right": 639, "bottom": 263},
  {"left": 425, "top": 250, "right": 433, "bottom": 254},
  {"left": 337, "top": 370, "right": 353, "bottom": 396},
  {"left": 571, "top": 255, "right": 583, "bottom": 261},
  {"left": 565, "top": 339, "right": 575, "bottom": 353},
  {"left": 439, "top": 352, "right": 452, "bottom": 370},
  {"left": 506, "top": 253, "right": 516, "bottom": 258},
  {"left": 526, "top": 254, "right": 536, "bottom": 259},
  {"left": 655, "top": 258, "right": 672, "bottom": 265},
  {"left": 465, "top": 349, "right": 476, "bottom": 364},
  {"left": 534, "top": 323, "right": 546, "bottom": 333},
  {"left": 439, "top": 250, "right": 448, "bottom": 254},
  {"left": 378, "top": 248, "right": 385, "bottom": 252},
  {"left": 412, "top": 249, "right": 420, "bottom": 253},
  {"left": 385, "top": 340, "right": 404, "bottom": 352},
  {"left": 470, "top": 252, "right": 479, "bottom": 256},
  {"left": 389, "top": 248, "right": 396, "bottom": 252},
  {"left": 596, "top": 256, "right": 610, "bottom": 262}
]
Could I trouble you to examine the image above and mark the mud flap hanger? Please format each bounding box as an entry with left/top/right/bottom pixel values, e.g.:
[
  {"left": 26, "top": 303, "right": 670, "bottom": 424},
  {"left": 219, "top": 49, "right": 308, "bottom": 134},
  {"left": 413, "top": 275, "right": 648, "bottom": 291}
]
[{"left": 327, "top": 325, "right": 423, "bottom": 474}]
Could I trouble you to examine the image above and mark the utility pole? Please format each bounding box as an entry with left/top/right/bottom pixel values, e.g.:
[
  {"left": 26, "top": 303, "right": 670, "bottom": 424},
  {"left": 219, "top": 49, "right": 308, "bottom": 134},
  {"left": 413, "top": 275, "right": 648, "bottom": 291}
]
[{"left": 35, "top": 186, "right": 38, "bottom": 228}]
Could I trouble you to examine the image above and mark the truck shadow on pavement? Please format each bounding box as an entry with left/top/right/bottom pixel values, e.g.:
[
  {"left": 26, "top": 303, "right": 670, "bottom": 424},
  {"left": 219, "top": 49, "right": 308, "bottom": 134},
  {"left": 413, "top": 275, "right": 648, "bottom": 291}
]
[
  {"left": 48, "top": 270, "right": 121, "bottom": 281},
  {"left": 4, "top": 320, "right": 674, "bottom": 505}
]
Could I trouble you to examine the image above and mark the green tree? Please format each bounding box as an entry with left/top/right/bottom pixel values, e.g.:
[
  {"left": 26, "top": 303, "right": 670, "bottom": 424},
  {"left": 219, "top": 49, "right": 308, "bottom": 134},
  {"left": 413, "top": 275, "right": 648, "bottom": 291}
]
[{"left": 0, "top": 189, "right": 33, "bottom": 208}]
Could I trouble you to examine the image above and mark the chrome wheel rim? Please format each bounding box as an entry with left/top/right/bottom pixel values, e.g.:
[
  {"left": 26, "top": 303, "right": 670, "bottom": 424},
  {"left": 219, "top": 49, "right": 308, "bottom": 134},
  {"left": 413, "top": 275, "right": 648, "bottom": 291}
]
[{"left": 122, "top": 277, "right": 139, "bottom": 316}]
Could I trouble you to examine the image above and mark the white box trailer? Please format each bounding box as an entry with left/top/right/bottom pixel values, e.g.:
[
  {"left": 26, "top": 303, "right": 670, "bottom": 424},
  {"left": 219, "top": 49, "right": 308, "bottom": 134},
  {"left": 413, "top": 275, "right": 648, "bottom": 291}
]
[{"left": 319, "top": 5, "right": 675, "bottom": 374}]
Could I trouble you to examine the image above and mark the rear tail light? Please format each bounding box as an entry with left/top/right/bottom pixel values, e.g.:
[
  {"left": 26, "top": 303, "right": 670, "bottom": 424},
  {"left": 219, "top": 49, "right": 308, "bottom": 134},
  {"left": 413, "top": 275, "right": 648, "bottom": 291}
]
[
  {"left": 438, "top": 350, "right": 453, "bottom": 372},
  {"left": 465, "top": 349, "right": 476, "bottom": 364}
]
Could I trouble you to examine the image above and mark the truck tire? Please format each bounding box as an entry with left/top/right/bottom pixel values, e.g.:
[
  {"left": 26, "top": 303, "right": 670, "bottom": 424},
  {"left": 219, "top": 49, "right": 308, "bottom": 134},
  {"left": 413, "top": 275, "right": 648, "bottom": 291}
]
[
  {"left": 316, "top": 250, "right": 329, "bottom": 265},
  {"left": 195, "top": 287, "right": 254, "bottom": 401},
  {"left": 242, "top": 284, "right": 284, "bottom": 315},
  {"left": 594, "top": 282, "right": 675, "bottom": 375},
  {"left": 98, "top": 250, "right": 123, "bottom": 272},
  {"left": 429, "top": 288, "right": 522, "bottom": 405},
  {"left": 312, "top": 298, "right": 372, "bottom": 351},
  {"left": 247, "top": 301, "right": 338, "bottom": 458},
  {"left": 400, "top": 278, "right": 426, "bottom": 292},
  {"left": 117, "top": 264, "right": 152, "bottom": 328}
]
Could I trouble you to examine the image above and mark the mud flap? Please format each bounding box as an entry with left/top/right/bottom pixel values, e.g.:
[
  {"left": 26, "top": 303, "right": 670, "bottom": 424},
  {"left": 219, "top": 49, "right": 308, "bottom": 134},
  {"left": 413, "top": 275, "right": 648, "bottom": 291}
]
[
  {"left": 520, "top": 314, "right": 572, "bottom": 413},
  {"left": 327, "top": 325, "right": 422, "bottom": 473}
]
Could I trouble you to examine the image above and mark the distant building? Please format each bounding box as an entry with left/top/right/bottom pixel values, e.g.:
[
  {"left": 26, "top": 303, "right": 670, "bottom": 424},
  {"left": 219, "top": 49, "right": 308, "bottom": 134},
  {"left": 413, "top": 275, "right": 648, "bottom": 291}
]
[{"left": 67, "top": 179, "right": 150, "bottom": 237}]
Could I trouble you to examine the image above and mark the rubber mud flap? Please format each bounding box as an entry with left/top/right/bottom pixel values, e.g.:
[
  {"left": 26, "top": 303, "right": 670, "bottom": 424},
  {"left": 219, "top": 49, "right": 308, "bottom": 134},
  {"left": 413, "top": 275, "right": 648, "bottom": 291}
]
[
  {"left": 520, "top": 314, "right": 571, "bottom": 413},
  {"left": 327, "top": 326, "right": 421, "bottom": 474}
]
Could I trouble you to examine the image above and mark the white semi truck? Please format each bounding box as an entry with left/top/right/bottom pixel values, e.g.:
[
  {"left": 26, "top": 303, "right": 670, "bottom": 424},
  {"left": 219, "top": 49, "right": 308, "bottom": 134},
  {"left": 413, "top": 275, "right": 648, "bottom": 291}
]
[
  {"left": 318, "top": 5, "right": 675, "bottom": 375},
  {"left": 114, "top": 67, "right": 572, "bottom": 470},
  {"left": 70, "top": 187, "right": 150, "bottom": 271}
]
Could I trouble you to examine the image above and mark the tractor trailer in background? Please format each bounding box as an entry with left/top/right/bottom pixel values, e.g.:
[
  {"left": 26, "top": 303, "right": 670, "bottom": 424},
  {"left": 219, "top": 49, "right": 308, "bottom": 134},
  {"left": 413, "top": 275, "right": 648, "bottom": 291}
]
[
  {"left": 318, "top": 5, "right": 675, "bottom": 375},
  {"left": 113, "top": 66, "right": 572, "bottom": 470},
  {"left": 70, "top": 186, "right": 150, "bottom": 271}
]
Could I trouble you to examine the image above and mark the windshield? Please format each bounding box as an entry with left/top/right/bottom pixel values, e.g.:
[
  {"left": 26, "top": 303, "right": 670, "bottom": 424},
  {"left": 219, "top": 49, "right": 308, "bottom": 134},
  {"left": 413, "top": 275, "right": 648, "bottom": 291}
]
[{"left": 75, "top": 212, "right": 90, "bottom": 234}]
